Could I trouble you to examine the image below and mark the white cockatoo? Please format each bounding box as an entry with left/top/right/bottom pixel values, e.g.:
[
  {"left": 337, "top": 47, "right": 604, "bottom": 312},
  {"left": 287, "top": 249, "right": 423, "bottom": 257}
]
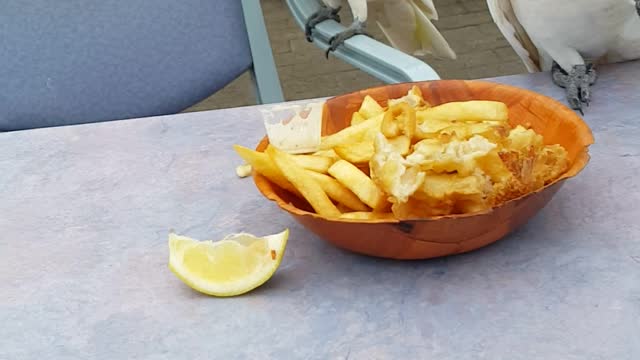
[
  {"left": 304, "top": 0, "right": 456, "bottom": 60},
  {"left": 488, "top": 0, "right": 640, "bottom": 113}
]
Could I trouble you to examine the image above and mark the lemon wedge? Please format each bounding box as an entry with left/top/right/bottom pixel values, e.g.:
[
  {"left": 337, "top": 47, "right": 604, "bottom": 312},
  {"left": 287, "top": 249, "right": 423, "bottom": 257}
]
[{"left": 168, "top": 229, "right": 289, "bottom": 297}]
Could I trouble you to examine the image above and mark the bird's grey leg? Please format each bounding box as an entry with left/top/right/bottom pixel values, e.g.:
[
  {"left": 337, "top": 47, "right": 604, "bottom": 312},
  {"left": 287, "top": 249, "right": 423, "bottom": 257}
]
[
  {"left": 325, "top": 19, "right": 370, "bottom": 58},
  {"left": 580, "top": 63, "right": 598, "bottom": 104},
  {"left": 551, "top": 62, "right": 597, "bottom": 115},
  {"left": 636, "top": 0, "right": 640, "bottom": 16},
  {"left": 305, "top": 4, "right": 342, "bottom": 42}
]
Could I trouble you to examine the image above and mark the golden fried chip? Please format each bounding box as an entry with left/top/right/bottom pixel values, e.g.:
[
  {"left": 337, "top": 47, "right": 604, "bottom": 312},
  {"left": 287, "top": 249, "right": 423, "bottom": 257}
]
[
  {"left": 328, "top": 160, "right": 387, "bottom": 210},
  {"left": 266, "top": 146, "right": 341, "bottom": 218},
  {"left": 340, "top": 212, "right": 395, "bottom": 220},
  {"left": 233, "top": 145, "right": 298, "bottom": 195},
  {"left": 307, "top": 171, "right": 369, "bottom": 212},
  {"left": 358, "top": 95, "right": 385, "bottom": 119},
  {"left": 312, "top": 149, "right": 340, "bottom": 159},
  {"left": 351, "top": 111, "right": 367, "bottom": 126},
  {"left": 320, "top": 113, "right": 383, "bottom": 150},
  {"left": 418, "top": 100, "right": 509, "bottom": 123},
  {"left": 333, "top": 127, "right": 411, "bottom": 164},
  {"left": 334, "top": 141, "right": 374, "bottom": 164},
  {"left": 292, "top": 154, "right": 334, "bottom": 173},
  {"left": 333, "top": 124, "right": 380, "bottom": 164}
]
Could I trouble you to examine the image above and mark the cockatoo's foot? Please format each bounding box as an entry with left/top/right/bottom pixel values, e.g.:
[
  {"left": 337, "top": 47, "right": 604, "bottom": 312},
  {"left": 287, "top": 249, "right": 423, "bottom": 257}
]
[
  {"left": 551, "top": 62, "right": 597, "bottom": 115},
  {"left": 636, "top": 0, "right": 640, "bottom": 16},
  {"left": 305, "top": 5, "right": 342, "bottom": 42},
  {"left": 325, "top": 20, "right": 370, "bottom": 58}
]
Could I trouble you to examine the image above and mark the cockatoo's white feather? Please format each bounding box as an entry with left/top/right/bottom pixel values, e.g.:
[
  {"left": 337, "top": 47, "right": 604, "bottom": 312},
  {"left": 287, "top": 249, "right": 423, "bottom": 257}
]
[
  {"left": 377, "top": 0, "right": 455, "bottom": 59},
  {"left": 414, "top": 0, "right": 438, "bottom": 20},
  {"left": 376, "top": 1, "right": 419, "bottom": 55},
  {"left": 409, "top": 0, "right": 456, "bottom": 59},
  {"left": 321, "top": 0, "right": 342, "bottom": 10},
  {"left": 607, "top": 10, "right": 640, "bottom": 63},
  {"left": 321, "top": 0, "right": 455, "bottom": 60},
  {"left": 486, "top": 0, "right": 540, "bottom": 72},
  {"left": 488, "top": 0, "right": 640, "bottom": 72},
  {"left": 346, "top": 0, "right": 368, "bottom": 21}
]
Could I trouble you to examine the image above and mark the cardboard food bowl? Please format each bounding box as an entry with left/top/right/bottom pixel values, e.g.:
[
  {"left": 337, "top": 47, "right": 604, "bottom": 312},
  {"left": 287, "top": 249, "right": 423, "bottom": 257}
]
[{"left": 253, "top": 80, "right": 594, "bottom": 260}]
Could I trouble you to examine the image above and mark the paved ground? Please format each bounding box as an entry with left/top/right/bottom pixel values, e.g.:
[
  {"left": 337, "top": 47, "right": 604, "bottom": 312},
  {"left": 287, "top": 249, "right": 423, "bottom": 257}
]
[{"left": 186, "top": 0, "right": 527, "bottom": 112}]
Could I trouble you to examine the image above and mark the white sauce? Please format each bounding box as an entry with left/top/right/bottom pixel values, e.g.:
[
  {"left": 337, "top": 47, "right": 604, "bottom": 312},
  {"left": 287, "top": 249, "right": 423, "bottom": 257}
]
[{"left": 261, "top": 102, "right": 323, "bottom": 154}]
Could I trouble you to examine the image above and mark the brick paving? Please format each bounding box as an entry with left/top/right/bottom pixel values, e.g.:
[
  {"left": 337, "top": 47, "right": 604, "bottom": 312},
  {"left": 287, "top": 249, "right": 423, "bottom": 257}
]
[{"left": 185, "top": 0, "right": 526, "bottom": 112}]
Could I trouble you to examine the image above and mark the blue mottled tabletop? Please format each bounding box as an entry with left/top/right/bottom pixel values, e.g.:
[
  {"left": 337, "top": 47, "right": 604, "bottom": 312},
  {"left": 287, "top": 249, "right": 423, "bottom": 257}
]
[{"left": 1, "top": 61, "right": 639, "bottom": 360}]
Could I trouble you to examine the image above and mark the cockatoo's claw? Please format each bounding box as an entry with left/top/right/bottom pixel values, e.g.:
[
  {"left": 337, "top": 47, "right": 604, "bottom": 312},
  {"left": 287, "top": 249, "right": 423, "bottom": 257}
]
[
  {"left": 551, "top": 63, "right": 569, "bottom": 88},
  {"left": 305, "top": 5, "right": 342, "bottom": 42},
  {"left": 551, "top": 62, "right": 597, "bottom": 115},
  {"left": 636, "top": 0, "right": 640, "bottom": 16},
  {"left": 325, "top": 20, "right": 370, "bottom": 58}
]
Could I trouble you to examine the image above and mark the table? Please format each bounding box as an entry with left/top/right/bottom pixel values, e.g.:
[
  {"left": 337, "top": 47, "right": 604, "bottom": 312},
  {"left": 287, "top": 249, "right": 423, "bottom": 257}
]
[{"left": 2, "top": 61, "right": 639, "bottom": 360}]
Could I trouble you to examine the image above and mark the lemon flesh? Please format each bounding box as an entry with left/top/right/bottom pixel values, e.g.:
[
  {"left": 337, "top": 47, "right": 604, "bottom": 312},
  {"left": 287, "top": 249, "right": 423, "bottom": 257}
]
[{"left": 168, "top": 229, "right": 289, "bottom": 297}]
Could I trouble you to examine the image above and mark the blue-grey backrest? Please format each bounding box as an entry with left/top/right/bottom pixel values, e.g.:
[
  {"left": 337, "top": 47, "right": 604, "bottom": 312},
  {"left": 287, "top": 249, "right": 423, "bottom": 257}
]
[{"left": 0, "top": 1, "right": 253, "bottom": 131}]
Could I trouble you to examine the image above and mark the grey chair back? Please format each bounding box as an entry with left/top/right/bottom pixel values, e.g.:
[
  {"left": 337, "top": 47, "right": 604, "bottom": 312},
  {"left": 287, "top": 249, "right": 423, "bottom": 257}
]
[{"left": 0, "top": 0, "right": 283, "bottom": 131}]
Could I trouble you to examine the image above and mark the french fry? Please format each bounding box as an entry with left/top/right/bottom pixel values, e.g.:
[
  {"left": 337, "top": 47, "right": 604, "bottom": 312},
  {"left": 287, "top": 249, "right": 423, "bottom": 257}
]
[
  {"left": 340, "top": 212, "right": 395, "bottom": 220},
  {"left": 333, "top": 124, "right": 378, "bottom": 164},
  {"left": 233, "top": 145, "right": 299, "bottom": 195},
  {"left": 328, "top": 160, "right": 387, "bottom": 210},
  {"left": 351, "top": 112, "right": 367, "bottom": 126},
  {"left": 337, "top": 132, "right": 411, "bottom": 164},
  {"left": 266, "top": 145, "right": 341, "bottom": 218},
  {"left": 320, "top": 113, "right": 383, "bottom": 150},
  {"left": 358, "top": 95, "right": 385, "bottom": 119},
  {"left": 417, "top": 100, "right": 509, "bottom": 123},
  {"left": 312, "top": 149, "right": 340, "bottom": 160},
  {"left": 292, "top": 155, "right": 334, "bottom": 173},
  {"left": 334, "top": 141, "right": 374, "bottom": 164},
  {"left": 307, "top": 171, "right": 369, "bottom": 212}
]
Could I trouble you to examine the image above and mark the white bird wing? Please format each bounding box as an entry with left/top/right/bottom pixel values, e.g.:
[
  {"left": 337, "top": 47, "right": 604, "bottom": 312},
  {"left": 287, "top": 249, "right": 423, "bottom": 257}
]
[
  {"left": 606, "top": 4, "right": 640, "bottom": 63},
  {"left": 487, "top": 0, "right": 540, "bottom": 72},
  {"left": 321, "top": 0, "right": 343, "bottom": 9},
  {"left": 347, "top": 0, "right": 368, "bottom": 21},
  {"left": 377, "top": 0, "right": 420, "bottom": 54},
  {"left": 413, "top": 0, "right": 438, "bottom": 20},
  {"left": 377, "top": 0, "right": 456, "bottom": 59}
]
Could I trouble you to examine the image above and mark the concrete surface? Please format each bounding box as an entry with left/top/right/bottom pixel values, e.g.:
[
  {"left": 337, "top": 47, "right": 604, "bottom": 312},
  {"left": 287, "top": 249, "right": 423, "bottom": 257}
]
[{"left": 186, "top": 0, "right": 527, "bottom": 112}]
